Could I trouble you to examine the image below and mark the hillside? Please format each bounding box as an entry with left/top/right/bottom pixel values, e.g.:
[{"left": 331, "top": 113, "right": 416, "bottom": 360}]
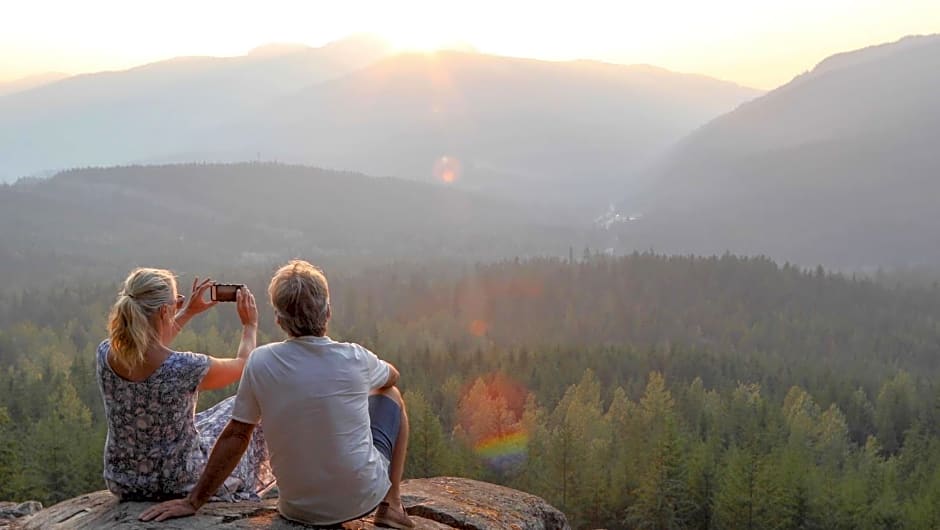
[
  {"left": 0, "top": 163, "right": 599, "bottom": 287},
  {"left": 0, "top": 35, "right": 391, "bottom": 182},
  {"left": 617, "top": 34, "right": 940, "bottom": 268}
]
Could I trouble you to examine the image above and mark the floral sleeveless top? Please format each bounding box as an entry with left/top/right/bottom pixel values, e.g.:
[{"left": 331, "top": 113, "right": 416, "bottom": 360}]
[{"left": 96, "top": 340, "right": 274, "bottom": 501}]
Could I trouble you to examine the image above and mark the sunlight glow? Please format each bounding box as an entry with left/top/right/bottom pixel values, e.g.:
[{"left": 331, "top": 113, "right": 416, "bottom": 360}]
[
  {"left": 434, "top": 156, "right": 461, "bottom": 184},
  {"left": 2, "top": 0, "right": 939, "bottom": 88},
  {"left": 380, "top": 23, "right": 459, "bottom": 53}
]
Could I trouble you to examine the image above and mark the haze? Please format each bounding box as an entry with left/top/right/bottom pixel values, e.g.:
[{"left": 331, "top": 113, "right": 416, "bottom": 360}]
[{"left": 3, "top": 0, "right": 939, "bottom": 89}]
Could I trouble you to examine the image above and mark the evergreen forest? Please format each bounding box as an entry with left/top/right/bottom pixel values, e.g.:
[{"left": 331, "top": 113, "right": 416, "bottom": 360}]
[{"left": 3, "top": 253, "right": 940, "bottom": 529}]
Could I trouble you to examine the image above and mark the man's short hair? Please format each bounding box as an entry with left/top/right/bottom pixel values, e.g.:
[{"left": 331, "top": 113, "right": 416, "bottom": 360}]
[{"left": 268, "top": 260, "right": 330, "bottom": 337}]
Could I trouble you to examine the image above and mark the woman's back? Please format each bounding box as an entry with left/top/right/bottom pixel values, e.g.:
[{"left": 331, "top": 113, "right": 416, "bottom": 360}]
[{"left": 96, "top": 339, "right": 210, "bottom": 499}]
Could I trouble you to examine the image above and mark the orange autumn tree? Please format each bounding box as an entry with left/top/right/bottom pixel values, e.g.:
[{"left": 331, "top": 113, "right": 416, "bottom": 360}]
[{"left": 454, "top": 374, "right": 528, "bottom": 477}]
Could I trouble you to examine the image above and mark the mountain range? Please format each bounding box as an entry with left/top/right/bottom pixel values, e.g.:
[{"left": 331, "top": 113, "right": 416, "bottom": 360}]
[
  {"left": 0, "top": 35, "right": 390, "bottom": 180},
  {"left": 0, "top": 35, "right": 760, "bottom": 212},
  {"left": 229, "top": 52, "right": 760, "bottom": 209},
  {"left": 615, "top": 34, "right": 940, "bottom": 268},
  {"left": 4, "top": 34, "right": 940, "bottom": 269}
]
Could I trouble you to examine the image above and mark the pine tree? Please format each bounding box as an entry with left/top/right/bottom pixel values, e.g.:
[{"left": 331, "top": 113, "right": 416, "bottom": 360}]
[
  {"left": 404, "top": 389, "right": 448, "bottom": 478},
  {"left": 25, "top": 377, "right": 99, "bottom": 504},
  {"left": 605, "top": 386, "right": 639, "bottom": 520},
  {"left": 0, "top": 406, "right": 28, "bottom": 501},
  {"left": 543, "top": 370, "right": 607, "bottom": 527},
  {"left": 627, "top": 416, "right": 692, "bottom": 529},
  {"left": 874, "top": 372, "right": 915, "bottom": 455},
  {"left": 713, "top": 446, "right": 775, "bottom": 530}
]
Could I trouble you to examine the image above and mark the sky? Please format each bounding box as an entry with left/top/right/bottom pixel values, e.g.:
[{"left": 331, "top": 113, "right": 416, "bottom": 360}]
[{"left": 1, "top": 0, "right": 939, "bottom": 89}]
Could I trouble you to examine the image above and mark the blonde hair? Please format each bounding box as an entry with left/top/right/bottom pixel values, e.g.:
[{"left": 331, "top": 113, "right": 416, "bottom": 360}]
[
  {"left": 108, "top": 268, "right": 176, "bottom": 369},
  {"left": 268, "top": 260, "right": 330, "bottom": 337}
]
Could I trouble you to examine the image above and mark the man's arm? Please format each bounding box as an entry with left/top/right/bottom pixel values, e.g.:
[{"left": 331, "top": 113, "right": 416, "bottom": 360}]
[
  {"left": 381, "top": 362, "right": 400, "bottom": 389},
  {"left": 139, "top": 419, "right": 256, "bottom": 522}
]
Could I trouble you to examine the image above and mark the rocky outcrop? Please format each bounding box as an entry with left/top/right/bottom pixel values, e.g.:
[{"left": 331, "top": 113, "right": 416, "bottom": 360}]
[
  {"left": 0, "top": 502, "right": 42, "bottom": 527},
  {"left": 16, "top": 477, "right": 569, "bottom": 529}
]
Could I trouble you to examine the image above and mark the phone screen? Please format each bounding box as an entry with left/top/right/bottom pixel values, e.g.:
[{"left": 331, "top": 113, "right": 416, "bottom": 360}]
[{"left": 212, "top": 284, "right": 240, "bottom": 302}]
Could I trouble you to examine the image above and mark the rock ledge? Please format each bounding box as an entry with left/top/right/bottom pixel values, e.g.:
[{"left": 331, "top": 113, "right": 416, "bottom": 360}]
[{"left": 16, "top": 477, "right": 570, "bottom": 529}]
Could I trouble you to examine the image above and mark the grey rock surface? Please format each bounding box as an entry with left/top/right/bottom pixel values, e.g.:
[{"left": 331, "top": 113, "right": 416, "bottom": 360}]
[
  {"left": 15, "top": 477, "right": 569, "bottom": 529},
  {"left": 0, "top": 501, "right": 43, "bottom": 528}
]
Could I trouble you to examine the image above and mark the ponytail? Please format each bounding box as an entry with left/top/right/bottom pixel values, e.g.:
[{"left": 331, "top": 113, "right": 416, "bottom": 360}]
[{"left": 107, "top": 268, "right": 176, "bottom": 369}]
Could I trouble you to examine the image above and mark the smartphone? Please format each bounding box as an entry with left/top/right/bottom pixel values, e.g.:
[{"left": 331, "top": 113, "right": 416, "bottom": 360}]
[{"left": 211, "top": 283, "right": 242, "bottom": 302}]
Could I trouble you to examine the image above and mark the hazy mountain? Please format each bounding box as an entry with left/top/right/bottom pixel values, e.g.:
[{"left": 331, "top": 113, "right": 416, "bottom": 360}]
[
  {"left": 0, "top": 44, "right": 760, "bottom": 212},
  {"left": 0, "top": 35, "right": 392, "bottom": 182},
  {"left": 616, "top": 34, "right": 940, "bottom": 268},
  {"left": 0, "top": 163, "right": 601, "bottom": 287},
  {"left": 222, "top": 52, "right": 761, "bottom": 210},
  {"left": 0, "top": 72, "right": 70, "bottom": 96}
]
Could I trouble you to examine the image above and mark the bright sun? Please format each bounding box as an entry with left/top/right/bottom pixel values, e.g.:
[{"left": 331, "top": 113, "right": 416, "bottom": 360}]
[
  {"left": 383, "top": 30, "right": 453, "bottom": 52},
  {"left": 376, "top": 17, "right": 462, "bottom": 53}
]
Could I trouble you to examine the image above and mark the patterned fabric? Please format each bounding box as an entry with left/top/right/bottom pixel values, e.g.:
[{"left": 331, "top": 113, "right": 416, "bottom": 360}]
[{"left": 96, "top": 340, "right": 275, "bottom": 501}]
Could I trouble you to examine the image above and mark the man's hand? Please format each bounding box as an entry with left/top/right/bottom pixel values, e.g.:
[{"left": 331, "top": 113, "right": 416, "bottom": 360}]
[
  {"left": 140, "top": 420, "right": 254, "bottom": 523},
  {"left": 139, "top": 497, "right": 199, "bottom": 522}
]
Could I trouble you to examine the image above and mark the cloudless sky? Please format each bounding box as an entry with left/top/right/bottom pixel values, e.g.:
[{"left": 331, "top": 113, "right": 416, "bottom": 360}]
[{"left": 2, "top": 0, "right": 938, "bottom": 89}]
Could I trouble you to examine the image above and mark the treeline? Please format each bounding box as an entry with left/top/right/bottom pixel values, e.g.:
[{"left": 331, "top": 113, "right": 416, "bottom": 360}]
[{"left": 2, "top": 253, "right": 940, "bottom": 528}]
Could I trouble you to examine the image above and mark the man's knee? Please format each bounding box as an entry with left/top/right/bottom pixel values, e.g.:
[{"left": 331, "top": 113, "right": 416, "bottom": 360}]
[{"left": 373, "top": 385, "right": 405, "bottom": 409}]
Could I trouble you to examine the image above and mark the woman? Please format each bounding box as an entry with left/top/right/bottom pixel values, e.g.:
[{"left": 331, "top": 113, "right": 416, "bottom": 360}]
[{"left": 96, "top": 267, "right": 274, "bottom": 501}]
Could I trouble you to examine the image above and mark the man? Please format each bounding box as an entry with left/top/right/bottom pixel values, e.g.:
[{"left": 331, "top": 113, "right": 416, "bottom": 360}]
[{"left": 140, "top": 260, "right": 414, "bottom": 528}]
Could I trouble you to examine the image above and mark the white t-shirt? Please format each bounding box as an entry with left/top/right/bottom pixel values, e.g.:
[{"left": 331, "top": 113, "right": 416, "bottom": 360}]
[{"left": 231, "top": 335, "right": 392, "bottom": 525}]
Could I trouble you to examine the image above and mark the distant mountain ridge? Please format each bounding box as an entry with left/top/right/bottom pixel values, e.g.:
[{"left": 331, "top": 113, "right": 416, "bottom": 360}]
[
  {"left": 0, "top": 35, "right": 393, "bottom": 182},
  {"left": 809, "top": 34, "right": 940, "bottom": 79},
  {"left": 0, "top": 36, "right": 761, "bottom": 213},
  {"left": 616, "top": 34, "right": 940, "bottom": 268},
  {"left": 192, "top": 50, "right": 761, "bottom": 210},
  {"left": 0, "top": 72, "right": 70, "bottom": 96}
]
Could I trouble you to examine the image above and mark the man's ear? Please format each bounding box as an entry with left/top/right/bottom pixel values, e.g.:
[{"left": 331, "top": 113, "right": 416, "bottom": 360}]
[{"left": 326, "top": 302, "right": 332, "bottom": 320}]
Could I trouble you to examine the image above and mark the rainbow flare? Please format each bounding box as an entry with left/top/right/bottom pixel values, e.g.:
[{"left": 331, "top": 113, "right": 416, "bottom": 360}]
[{"left": 474, "top": 429, "right": 529, "bottom": 471}]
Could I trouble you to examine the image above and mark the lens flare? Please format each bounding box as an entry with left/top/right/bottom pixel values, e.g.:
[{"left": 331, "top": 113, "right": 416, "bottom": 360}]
[
  {"left": 474, "top": 428, "right": 529, "bottom": 470},
  {"left": 433, "top": 156, "right": 461, "bottom": 184},
  {"left": 469, "top": 319, "right": 488, "bottom": 337}
]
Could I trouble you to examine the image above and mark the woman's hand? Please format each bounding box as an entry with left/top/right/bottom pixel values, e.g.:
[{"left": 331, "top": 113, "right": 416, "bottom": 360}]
[
  {"left": 182, "top": 277, "right": 218, "bottom": 317},
  {"left": 199, "top": 287, "right": 258, "bottom": 390},
  {"left": 236, "top": 286, "right": 258, "bottom": 328},
  {"left": 170, "top": 277, "right": 217, "bottom": 340}
]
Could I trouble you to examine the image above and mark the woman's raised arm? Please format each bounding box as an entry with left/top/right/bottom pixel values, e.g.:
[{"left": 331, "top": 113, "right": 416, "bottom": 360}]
[
  {"left": 169, "top": 277, "right": 218, "bottom": 344},
  {"left": 199, "top": 286, "right": 258, "bottom": 391}
]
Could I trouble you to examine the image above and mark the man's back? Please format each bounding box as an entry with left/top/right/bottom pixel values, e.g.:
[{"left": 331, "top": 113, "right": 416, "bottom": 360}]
[{"left": 231, "top": 335, "right": 392, "bottom": 526}]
